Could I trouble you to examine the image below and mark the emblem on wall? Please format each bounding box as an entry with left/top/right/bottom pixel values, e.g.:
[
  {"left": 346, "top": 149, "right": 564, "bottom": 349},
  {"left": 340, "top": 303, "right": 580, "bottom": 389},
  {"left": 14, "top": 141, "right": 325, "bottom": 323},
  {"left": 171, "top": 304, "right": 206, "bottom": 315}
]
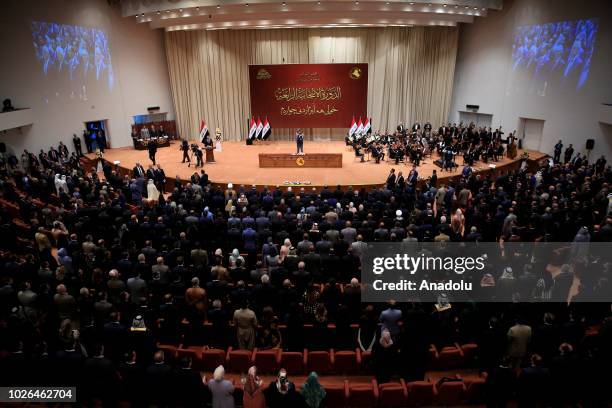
[
  {"left": 349, "top": 66, "right": 362, "bottom": 79},
  {"left": 256, "top": 68, "right": 271, "bottom": 79},
  {"left": 296, "top": 157, "right": 305, "bottom": 166}
]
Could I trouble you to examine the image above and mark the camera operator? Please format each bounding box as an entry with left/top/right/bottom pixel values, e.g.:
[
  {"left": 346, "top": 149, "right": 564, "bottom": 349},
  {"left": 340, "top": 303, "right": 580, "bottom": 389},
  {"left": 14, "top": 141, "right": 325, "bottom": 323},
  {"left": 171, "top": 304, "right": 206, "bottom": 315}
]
[
  {"left": 192, "top": 144, "right": 203, "bottom": 168},
  {"left": 180, "top": 139, "right": 190, "bottom": 163}
]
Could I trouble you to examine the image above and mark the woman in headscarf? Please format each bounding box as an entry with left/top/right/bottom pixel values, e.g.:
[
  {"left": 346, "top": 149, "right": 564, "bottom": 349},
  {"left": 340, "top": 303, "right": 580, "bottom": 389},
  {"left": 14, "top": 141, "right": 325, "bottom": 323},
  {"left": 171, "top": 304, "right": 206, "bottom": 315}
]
[
  {"left": 451, "top": 208, "right": 465, "bottom": 237},
  {"left": 146, "top": 179, "right": 160, "bottom": 202},
  {"left": 207, "top": 365, "right": 235, "bottom": 408},
  {"left": 229, "top": 248, "right": 245, "bottom": 266},
  {"left": 243, "top": 366, "right": 265, "bottom": 408},
  {"left": 301, "top": 372, "right": 326, "bottom": 408}
]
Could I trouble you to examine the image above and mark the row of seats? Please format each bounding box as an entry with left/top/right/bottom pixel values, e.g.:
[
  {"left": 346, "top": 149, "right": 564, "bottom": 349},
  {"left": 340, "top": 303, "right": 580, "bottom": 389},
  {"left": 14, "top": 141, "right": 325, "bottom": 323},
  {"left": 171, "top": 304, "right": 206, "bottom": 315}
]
[
  {"left": 157, "top": 343, "right": 482, "bottom": 375},
  {"left": 307, "top": 378, "right": 486, "bottom": 407},
  {"left": 158, "top": 345, "right": 366, "bottom": 374},
  {"left": 158, "top": 343, "right": 481, "bottom": 374}
]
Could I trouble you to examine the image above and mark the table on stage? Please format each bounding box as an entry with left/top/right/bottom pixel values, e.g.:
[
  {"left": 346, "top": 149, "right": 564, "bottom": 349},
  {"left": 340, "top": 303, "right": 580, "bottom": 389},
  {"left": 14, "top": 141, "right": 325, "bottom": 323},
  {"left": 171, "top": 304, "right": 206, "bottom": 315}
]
[{"left": 259, "top": 153, "right": 342, "bottom": 168}]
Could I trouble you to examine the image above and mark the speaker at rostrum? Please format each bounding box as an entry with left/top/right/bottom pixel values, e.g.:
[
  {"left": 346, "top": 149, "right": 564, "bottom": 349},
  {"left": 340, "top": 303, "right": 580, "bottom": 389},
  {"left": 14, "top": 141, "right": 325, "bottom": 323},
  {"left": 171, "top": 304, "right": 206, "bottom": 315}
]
[{"left": 586, "top": 139, "right": 595, "bottom": 150}]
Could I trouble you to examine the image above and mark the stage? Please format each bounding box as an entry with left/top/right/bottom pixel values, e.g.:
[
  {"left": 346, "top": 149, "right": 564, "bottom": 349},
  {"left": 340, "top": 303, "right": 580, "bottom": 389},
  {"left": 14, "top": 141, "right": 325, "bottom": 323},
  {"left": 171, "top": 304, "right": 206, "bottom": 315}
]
[{"left": 89, "top": 141, "right": 547, "bottom": 189}]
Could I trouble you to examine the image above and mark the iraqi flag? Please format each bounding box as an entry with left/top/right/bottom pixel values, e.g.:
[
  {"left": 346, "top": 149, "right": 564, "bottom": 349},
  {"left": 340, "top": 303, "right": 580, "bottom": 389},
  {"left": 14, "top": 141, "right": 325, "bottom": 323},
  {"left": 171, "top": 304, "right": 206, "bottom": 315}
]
[
  {"left": 248, "top": 116, "right": 257, "bottom": 140},
  {"left": 255, "top": 116, "right": 264, "bottom": 139},
  {"left": 199, "top": 119, "right": 209, "bottom": 142},
  {"left": 363, "top": 117, "right": 372, "bottom": 134},
  {"left": 348, "top": 116, "right": 357, "bottom": 137},
  {"left": 262, "top": 116, "right": 271, "bottom": 140},
  {"left": 356, "top": 117, "right": 364, "bottom": 135}
]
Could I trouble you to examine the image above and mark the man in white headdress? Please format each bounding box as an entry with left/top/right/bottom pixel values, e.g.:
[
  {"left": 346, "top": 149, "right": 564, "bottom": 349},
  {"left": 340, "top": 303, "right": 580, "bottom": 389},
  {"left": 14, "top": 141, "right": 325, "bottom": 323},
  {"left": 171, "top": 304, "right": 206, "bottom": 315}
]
[
  {"left": 54, "top": 174, "right": 63, "bottom": 195},
  {"left": 147, "top": 179, "right": 160, "bottom": 202}
]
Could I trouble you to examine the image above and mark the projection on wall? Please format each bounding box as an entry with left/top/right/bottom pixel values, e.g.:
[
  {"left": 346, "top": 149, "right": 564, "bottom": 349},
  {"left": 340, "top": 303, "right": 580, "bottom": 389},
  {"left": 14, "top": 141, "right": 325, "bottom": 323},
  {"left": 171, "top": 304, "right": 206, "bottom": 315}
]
[
  {"left": 511, "top": 18, "right": 598, "bottom": 90},
  {"left": 31, "top": 21, "right": 114, "bottom": 90}
]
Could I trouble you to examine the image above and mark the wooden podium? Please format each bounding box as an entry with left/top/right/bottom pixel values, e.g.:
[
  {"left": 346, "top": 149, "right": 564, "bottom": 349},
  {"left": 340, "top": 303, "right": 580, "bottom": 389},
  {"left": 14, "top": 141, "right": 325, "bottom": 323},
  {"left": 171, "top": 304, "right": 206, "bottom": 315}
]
[{"left": 259, "top": 153, "right": 342, "bottom": 168}]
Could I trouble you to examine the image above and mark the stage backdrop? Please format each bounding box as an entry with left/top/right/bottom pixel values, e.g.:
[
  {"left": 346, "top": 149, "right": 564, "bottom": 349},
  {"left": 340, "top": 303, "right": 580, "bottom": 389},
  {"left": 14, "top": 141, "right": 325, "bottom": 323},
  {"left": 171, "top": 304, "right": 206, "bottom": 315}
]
[
  {"left": 248, "top": 63, "right": 367, "bottom": 128},
  {"left": 165, "top": 27, "right": 458, "bottom": 141}
]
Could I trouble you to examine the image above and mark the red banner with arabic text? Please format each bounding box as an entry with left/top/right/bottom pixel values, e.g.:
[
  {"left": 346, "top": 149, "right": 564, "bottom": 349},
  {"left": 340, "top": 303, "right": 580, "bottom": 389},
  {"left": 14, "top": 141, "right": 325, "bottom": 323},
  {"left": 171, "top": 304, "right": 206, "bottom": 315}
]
[{"left": 248, "top": 63, "right": 368, "bottom": 128}]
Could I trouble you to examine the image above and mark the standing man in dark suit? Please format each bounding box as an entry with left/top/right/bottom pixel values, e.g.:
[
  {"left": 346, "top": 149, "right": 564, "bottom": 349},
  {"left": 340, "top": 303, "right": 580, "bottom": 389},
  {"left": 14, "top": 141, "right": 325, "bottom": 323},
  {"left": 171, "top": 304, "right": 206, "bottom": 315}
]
[
  {"left": 407, "top": 165, "right": 419, "bottom": 186},
  {"left": 84, "top": 129, "right": 92, "bottom": 153},
  {"left": 553, "top": 140, "right": 563, "bottom": 163},
  {"left": 133, "top": 162, "right": 145, "bottom": 179},
  {"left": 295, "top": 128, "right": 304, "bottom": 155},
  {"left": 73, "top": 134, "right": 83, "bottom": 157},
  {"left": 386, "top": 168, "right": 396, "bottom": 190},
  {"left": 564, "top": 144, "right": 574, "bottom": 164},
  {"left": 148, "top": 140, "right": 157, "bottom": 165}
]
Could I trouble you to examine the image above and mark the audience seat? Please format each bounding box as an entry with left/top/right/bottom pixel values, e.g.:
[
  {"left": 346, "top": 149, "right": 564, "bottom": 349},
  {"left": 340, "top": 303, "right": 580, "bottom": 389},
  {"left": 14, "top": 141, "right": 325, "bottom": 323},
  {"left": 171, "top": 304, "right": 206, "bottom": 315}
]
[
  {"left": 156, "top": 344, "right": 178, "bottom": 363},
  {"left": 436, "top": 380, "right": 466, "bottom": 405},
  {"left": 465, "top": 376, "right": 486, "bottom": 404},
  {"left": 307, "top": 350, "right": 333, "bottom": 374},
  {"left": 347, "top": 379, "right": 379, "bottom": 407},
  {"left": 406, "top": 381, "right": 436, "bottom": 406},
  {"left": 175, "top": 346, "right": 203, "bottom": 369},
  {"left": 378, "top": 380, "right": 408, "bottom": 408},
  {"left": 252, "top": 348, "right": 281, "bottom": 374},
  {"left": 201, "top": 348, "right": 226, "bottom": 373},
  {"left": 280, "top": 350, "right": 306, "bottom": 374},
  {"left": 227, "top": 347, "right": 253, "bottom": 373},
  {"left": 435, "top": 345, "right": 465, "bottom": 369},
  {"left": 460, "top": 343, "right": 478, "bottom": 366},
  {"left": 322, "top": 381, "right": 348, "bottom": 408},
  {"left": 334, "top": 349, "right": 361, "bottom": 374}
]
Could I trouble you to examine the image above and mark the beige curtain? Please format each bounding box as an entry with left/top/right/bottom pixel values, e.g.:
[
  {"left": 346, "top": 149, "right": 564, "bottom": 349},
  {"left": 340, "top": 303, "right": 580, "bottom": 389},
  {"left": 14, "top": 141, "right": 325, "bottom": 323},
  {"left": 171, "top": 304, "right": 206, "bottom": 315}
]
[{"left": 164, "top": 26, "right": 458, "bottom": 142}]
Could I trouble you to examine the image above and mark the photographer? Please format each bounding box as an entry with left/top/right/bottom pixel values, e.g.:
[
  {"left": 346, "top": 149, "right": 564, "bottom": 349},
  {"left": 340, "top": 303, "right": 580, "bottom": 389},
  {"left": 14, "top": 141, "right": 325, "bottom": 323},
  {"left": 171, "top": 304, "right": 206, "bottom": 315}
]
[
  {"left": 180, "top": 139, "right": 190, "bottom": 163},
  {"left": 192, "top": 144, "right": 203, "bottom": 168}
]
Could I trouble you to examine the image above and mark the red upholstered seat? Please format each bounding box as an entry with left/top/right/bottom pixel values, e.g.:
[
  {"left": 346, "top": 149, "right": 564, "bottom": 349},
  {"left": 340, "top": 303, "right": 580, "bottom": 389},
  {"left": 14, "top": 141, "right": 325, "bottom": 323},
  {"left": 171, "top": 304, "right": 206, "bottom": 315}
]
[
  {"left": 347, "top": 379, "right": 378, "bottom": 407},
  {"left": 437, "top": 381, "right": 466, "bottom": 405},
  {"left": 437, "top": 346, "right": 465, "bottom": 369},
  {"left": 406, "top": 381, "right": 436, "bottom": 406},
  {"left": 321, "top": 381, "right": 347, "bottom": 408},
  {"left": 252, "top": 348, "right": 280, "bottom": 374},
  {"left": 334, "top": 349, "right": 361, "bottom": 374},
  {"left": 201, "top": 348, "right": 226, "bottom": 373},
  {"left": 307, "top": 350, "right": 333, "bottom": 374},
  {"left": 460, "top": 343, "right": 479, "bottom": 365},
  {"left": 378, "top": 381, "right": 408, "bottom": 408},
  {"left": 466, "top": 377, "right": 486, "bottom": 403},
  {"left": 156, "top": 344, "right": 177, "bottom": 363},
  {"left": 176, "top": 346, "right": 203, "bottom": 369},
  {"left": 227, "top": 347, "right": 253, "bottom": 373},
  {"left": 280, "top": 351, "right": 306, "bottom": 374}
]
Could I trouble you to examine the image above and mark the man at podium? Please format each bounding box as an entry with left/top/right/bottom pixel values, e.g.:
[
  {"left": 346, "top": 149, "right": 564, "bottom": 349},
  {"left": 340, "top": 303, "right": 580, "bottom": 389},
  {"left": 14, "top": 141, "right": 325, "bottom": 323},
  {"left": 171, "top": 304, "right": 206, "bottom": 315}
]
[
  {"left": 295, "top": 128, "right": 304, "bottom": 155},
  {"left": 203, "top": 133, "right": 215, "bottom": 162}
]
